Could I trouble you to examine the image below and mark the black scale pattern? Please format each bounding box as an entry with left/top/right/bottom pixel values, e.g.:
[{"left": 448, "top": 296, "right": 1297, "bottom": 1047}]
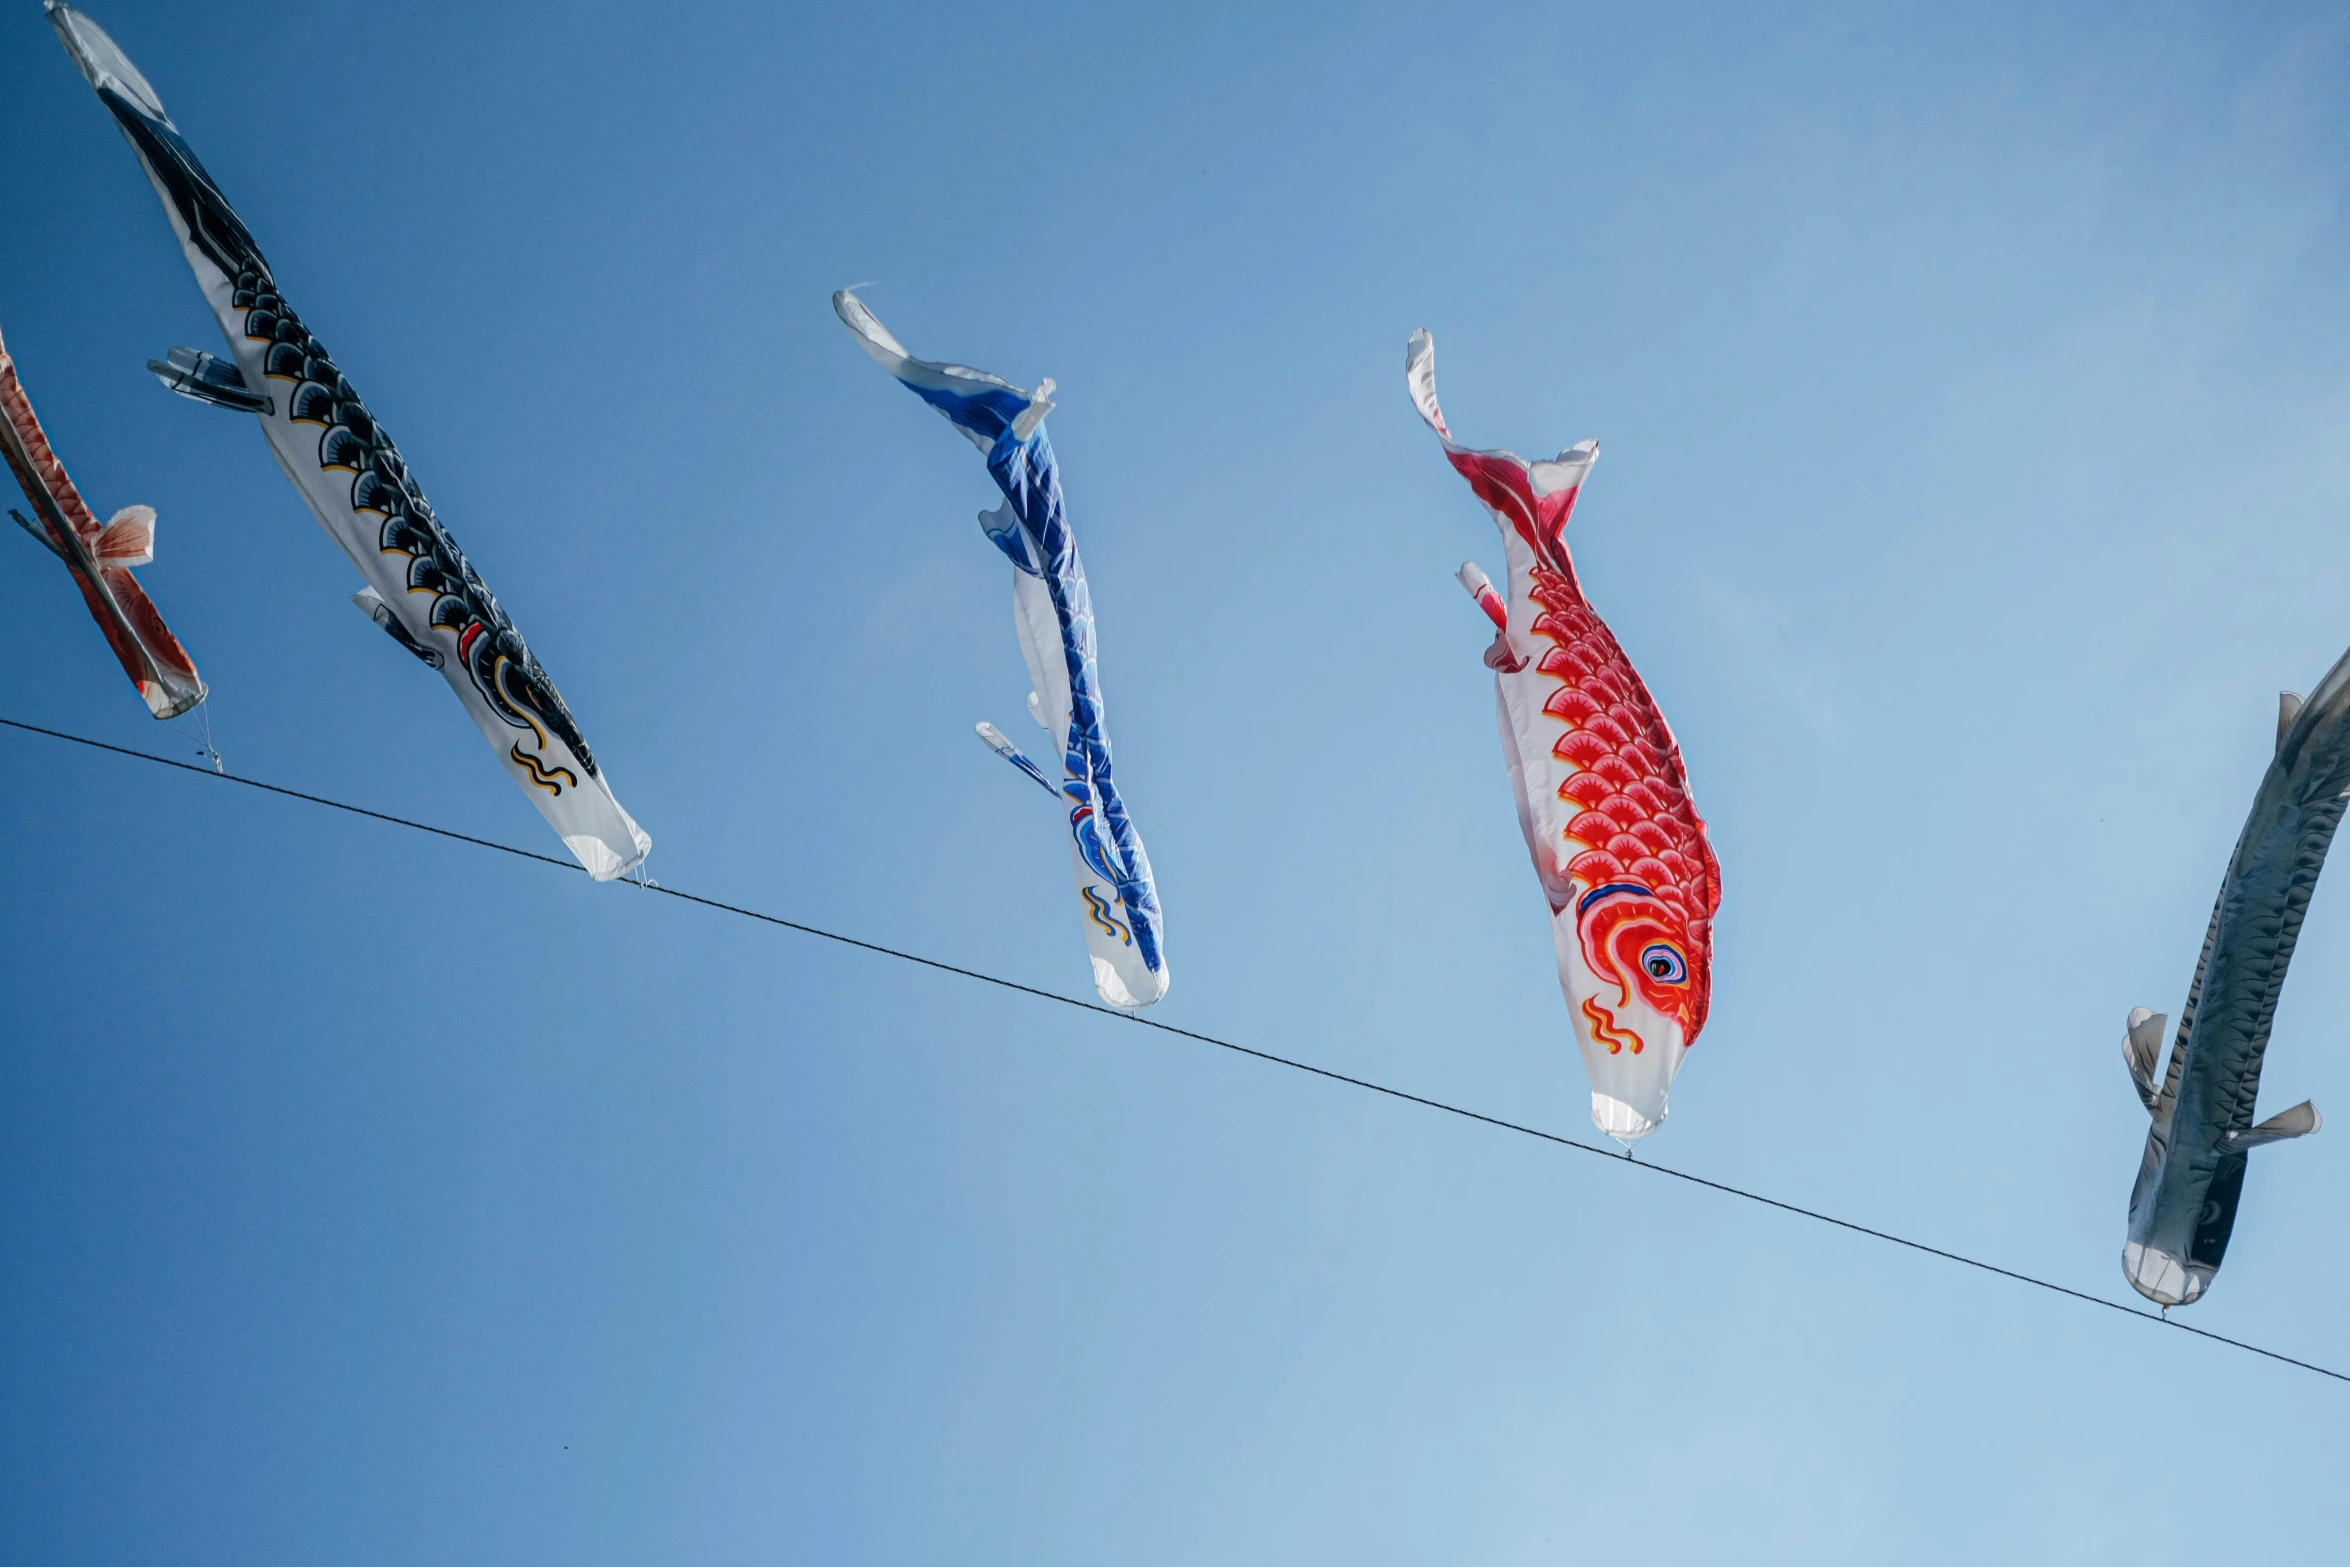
[
  {"left": 233, "top": 267, "right": 599, "bottom": 779},
  {"left": 93, "top": 84, "right": 599, "bottom": 783}
]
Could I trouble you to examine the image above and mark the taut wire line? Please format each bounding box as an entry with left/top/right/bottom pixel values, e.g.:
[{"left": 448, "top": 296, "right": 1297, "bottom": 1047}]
[{"left": 3, "top": 711, "right": 2343, "bottom": 1387}]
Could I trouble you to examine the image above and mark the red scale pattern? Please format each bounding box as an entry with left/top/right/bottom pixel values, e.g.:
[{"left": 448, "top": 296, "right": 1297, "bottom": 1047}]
[
  {"left": 1439, "top": 438, "right": 1721, "bottom": 1051},
  {"left": 1528, "top": 563, "right": 1722, "bottom": 1037}
]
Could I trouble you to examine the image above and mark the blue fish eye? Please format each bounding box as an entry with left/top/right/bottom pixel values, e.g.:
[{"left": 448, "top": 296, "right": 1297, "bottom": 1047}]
[{"left": 1640, "top": 943, "right": 1687, "bottom": 984}]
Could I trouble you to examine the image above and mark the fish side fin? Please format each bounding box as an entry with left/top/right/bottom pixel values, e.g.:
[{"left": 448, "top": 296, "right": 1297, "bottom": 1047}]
[
  {"left": 1456, "top": 562, "right": 1507, "bottom": 630},
  {"left": 1027, "top": 690, "right": 1048, "bottom": 731},
  {"left": 1010, "top": 379, "right": 1055, "bottom": 443},
  {"left": 1456, "top": 561, "right": 1526, "bottom": 671},
  {"left": 9, "top": 507, "right": 71, "bottom": 564},
  {"left": 148, "top": 346, "right": 272, "bottom": 414},
  {"left": 2124, "top": 1007, "right": 2168, "bottom": 1115},
  {"left": 91, "top": 505, "right": 155, "bottom": 568},
  {"left": 980, "top": 502, "right": 1039, "bottom": 574},
  {"left": 350, "top": 585, "right": 444, "bottom": 668},
  {"left": 975, "top": 720, "right": 1059, "bottom": 797},
  {"left": 2228, "top": 1101, "right": 2321, "bottom": 1150},
  {"left": 2278, "top": 691, "right": 2304, "bottom": 752}
]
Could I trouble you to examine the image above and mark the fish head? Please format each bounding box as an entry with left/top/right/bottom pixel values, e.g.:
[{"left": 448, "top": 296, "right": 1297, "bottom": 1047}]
[
  {"left": 1572, "top": 882, "right": 1711, "bottom": 1060},
  {"left": 2121, "top": 1125, "right": 2249, "bottom": 1308}
]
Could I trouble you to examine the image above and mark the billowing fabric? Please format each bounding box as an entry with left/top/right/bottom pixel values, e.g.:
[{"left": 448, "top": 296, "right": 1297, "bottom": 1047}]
[
  {"left": 2120, "top": 682, "right": 2336, "bottom": 1307},
  {"left": 50, "top": 4, "right": 647, "bottom": 880},
  {"left": 1408, "top": 329, "right": 1720, "bottom": 1144},
  {"left": 1, "top": 321, "right": 204, "bottom": 719},
  {"left": 836, "top": 291, "right": 1167, "bottom": 1009}
]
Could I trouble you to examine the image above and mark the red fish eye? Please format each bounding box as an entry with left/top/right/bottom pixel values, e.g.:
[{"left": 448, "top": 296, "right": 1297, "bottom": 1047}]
[{"left": 1640, "top": 943, "right": 1687, "bottom": 984}]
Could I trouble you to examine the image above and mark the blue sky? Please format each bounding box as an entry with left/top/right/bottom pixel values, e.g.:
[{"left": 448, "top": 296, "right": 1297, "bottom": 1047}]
[{"left": 5, "top": 0, "right": 2350, "bottom": 1560}]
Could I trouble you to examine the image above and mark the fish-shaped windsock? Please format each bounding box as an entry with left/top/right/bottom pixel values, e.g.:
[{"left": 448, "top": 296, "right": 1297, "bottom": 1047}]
[
  {"left": 836, "top": 290, "right": 1167, "bottom": 1008},
  {"left": 1408, "top": 329, "right": 1720, "bottom": 1144},
  {"left": 50, "top": 4, "right": 648, "bottom": 880},
  {"left": 2119, "top": 681, "right": 2340, "bottom": 1308},
  {"left": 1, "top": 320, "right": 205, "bottom": 720}
]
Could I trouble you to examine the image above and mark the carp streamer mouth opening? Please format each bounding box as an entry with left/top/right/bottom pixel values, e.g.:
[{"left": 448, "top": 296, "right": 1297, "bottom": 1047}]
[{"left": 3, "top": 711, "right": 2347, "bottom": 1389}]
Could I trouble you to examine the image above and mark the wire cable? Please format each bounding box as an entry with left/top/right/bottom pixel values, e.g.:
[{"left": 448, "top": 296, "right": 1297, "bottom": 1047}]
[{"left": 4, "top": 710, "right": 2344, "bottom": 1386}]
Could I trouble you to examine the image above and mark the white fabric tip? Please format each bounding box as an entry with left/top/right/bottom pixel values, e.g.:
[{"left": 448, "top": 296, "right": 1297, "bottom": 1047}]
[
  {"left": 831, "top": 289, "right": 909, "bottom": 363},
  {"left": 1404, "top": 328, "right": 1448, "bottom": 438},
  {"left": 47, "top": 5, "right": 171, "bottom": 121},
  {"left": 1010, "top": 379, "right": 1055, "bottom": 442},
  {"left": 1092, "top": 953, "right": 1168, "bottom": 1010},
  {"left": 1527, "top": 442, "right": 1598, "bottom": 498},
  {"left": 2122, "top": 1242, "right": 2208, "bottom": 1307},
  {"left": 1591, "top": 1093, "right": 1662, "bottom": 1145},
  {"left": 566, "top": 823, "right": 651, "bottom": 883}
]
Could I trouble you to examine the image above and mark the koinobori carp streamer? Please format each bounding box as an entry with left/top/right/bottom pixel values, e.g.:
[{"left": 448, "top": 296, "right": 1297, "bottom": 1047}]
[
  {"left": 1408, "top": 328, "right": 1720, "bottom": 1144},
  {"left": 836, "top": 290, "right": 1167, "bottom": 1009},
  {"left": 2118, "top": 677, "right": 2337, "bottom": 1308},
  {"left": 50, "top": 3, "right": 648, "bottom": 879},
  {"left": 1, "top": 318, "right": 205, "bottom": 721}
]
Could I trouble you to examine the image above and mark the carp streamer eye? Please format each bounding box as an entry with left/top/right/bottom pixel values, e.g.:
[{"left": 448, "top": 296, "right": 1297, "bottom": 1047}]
[{"left": 1641, "top": 943, "right": 1687, "bottom": 984}]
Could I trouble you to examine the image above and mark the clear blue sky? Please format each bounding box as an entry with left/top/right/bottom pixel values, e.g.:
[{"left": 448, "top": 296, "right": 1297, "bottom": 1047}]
[{"left": 5, "top": 0, "right": 2349, "bottom": 1560}]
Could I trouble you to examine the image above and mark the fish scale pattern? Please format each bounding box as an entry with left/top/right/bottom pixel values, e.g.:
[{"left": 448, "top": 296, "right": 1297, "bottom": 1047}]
[
  {"left": 228, "top": 262, "right": 600, "bottom": 779},
  {"left": 0, "top": 353, "right": 100, "bottom": 538},
  {"left": 1528, "top": 564, "right": 1719, "bottom": 946}
]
